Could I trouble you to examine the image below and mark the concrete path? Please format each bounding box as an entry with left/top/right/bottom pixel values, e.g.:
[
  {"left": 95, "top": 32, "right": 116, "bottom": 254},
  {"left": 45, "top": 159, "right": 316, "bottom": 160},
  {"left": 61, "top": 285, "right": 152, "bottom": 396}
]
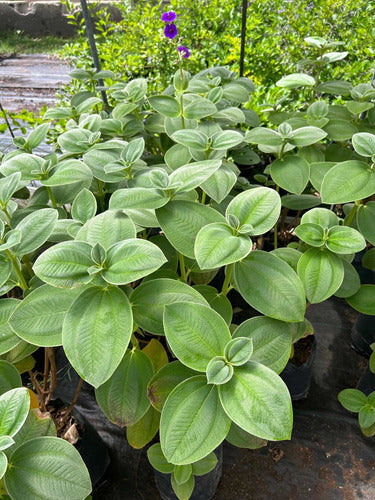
[{"left": 0, "top": 54, "right": 71, "bottom": 113}]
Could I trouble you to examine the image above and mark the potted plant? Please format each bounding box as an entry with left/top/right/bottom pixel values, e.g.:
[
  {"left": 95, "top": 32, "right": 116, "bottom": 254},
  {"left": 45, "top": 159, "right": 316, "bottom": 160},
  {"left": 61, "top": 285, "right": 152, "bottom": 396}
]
[{"left": 1, "top": 19, "right": 375, "bottom": 499}]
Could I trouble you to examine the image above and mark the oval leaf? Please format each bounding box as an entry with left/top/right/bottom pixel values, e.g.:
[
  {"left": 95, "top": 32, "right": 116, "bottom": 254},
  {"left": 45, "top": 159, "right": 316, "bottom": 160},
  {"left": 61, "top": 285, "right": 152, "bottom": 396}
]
[
  {"left": 233, "top": 251, "right": 306, "bottom": 322},
  {"left": 63, "top": 286, "right": 133, "bottom": 388},
  {"left": 160, "top": 376, "right": 230, "bottom": 465}
]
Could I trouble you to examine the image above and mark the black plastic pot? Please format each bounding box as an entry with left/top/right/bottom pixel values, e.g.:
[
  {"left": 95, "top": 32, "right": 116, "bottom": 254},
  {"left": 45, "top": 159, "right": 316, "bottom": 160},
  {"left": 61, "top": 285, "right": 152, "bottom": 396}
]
[
  {"left": 280, "top": 339, "right": 317, "bottom": 401},
  {"left": 351, "top": 313, "right": 375, "bottom": 358},
  {"left": 51, "top": 400, "right": 110, "bottom": 488},
  {"left": 356, "top": 364, "right": 375, "bottom": 396},
  {"left": 153, "top": 446, "right": 223, "bottom": 500}
]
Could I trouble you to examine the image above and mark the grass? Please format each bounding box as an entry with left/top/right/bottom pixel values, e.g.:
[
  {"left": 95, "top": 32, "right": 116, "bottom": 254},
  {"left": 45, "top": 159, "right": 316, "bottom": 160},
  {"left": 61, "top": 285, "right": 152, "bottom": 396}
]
[{"left": 0, "top": 31, "right": 77, "bottom": 57}]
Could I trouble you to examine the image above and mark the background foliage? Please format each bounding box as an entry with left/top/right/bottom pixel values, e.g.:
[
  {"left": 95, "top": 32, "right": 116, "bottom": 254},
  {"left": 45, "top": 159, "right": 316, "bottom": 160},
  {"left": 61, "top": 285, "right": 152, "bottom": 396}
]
[{"left": 61, "top": 0, "right": 374, "bottom": 96}]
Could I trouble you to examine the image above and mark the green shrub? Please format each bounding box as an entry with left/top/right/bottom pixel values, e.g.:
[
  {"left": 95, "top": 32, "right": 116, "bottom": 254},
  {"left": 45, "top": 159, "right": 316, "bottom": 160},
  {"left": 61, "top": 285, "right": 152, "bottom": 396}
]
[{"left": 60, "top": 0, "right": 374, "bottom": 97}]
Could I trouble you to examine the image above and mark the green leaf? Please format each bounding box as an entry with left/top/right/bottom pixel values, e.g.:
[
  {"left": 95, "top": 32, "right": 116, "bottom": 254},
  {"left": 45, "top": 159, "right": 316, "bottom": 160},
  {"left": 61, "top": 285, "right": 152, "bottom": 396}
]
[
  {"left": 219, "top": 362, "right": 292, "bottom": 440},
  {"left": 41, "top": 160, "right": 92, "bottom": 187},
  {"left": 0, "top": 361, "right": 21, "bottom": 396},
  {"left": 71, "top": 189, "right": 97, "bottom": 224},
  {"left": 334, "top": 260, "right": 361, "bottom": 298},
  {"left": 156, "top": 200, "right": 225, "bottom": 258},
  {"left": 233, "top": 316, "right": 292, "bottom": 374},
  {"left": 109, "top": 188, "right": 169, "bottom": 210},
  {"left": 102, "top": 239, "right": 166, "bottom": 285},
  {"left": 9, "top": 285, "right": 82, "bottom": 347},
  {"left": 160, "top": 376, "right": 230, "bottom": 465},
  {"left": 194, "top": 223, "right": 252, "bottom": 270},
  {"left": 0, "top": 436, "right": 13, "bottom": 451},
  {"left": 149, "top": 95, "right": 181, "bottom": 118},
  {"left": 6, "top": 408, "right": 56, "bottom": 457},
  {"left": 147, "top": 361, "right": 197, "bottom": 412},
  {"left": 359, "top": 406, "right": 375, "bottom": 429},
  {"left": 169, "top": 160, "right": 222, "bottom": 193},
  {"left": 147, "top": 443, "right": 174, "bottom": 473},
  {"left": 346, "top": 285, "right": 375, "bottom": 315},
  {"left": 211, "top": 131, "right": 243, "bottom": 150},
  {"left": 321, "top": 160, "right": 375, "bottom": 204},
  {"left": 206, "top": 357, "right": 234, "bottom": 385},
  {"left": 171, "top": 474, "right": 195, "bottom": 500},
  {"left": 171, "top": 130, "right": 207, "bottom": 151},
  {"left": 281, "top": 194, "right": 321, "bottom": 210},
  {"left": 270, "top": 156, "right": 310, "bottom": 194},
  {"left": 4, "top": 436, "right": 91, "bottom": 500},
  {"left": 323, "top": 119, "right": 358, "bottom": 141},
  {"left": 0, "top": 172, "right": 21, "bottom": 204},
  {"left": 326, "top": 226, "right": 366, "bottom": 254},
  {"left": 33, "top": 241, "right": 93, "bottom": 289},
  {"left": 0, "top": 387, "right": 29, "bottom": 437},
  {"left": 131, "top": 278, "right": 208, "bottom": 335},
  {"left": 200, "top": 164, "right": 237, "bottom": 204},
  {"left": 276, "top": 73, "right": 315, "bottom": 89},
  {"left": 363, "top": 249, "right": 375, "bottom": 270},
  {"left": 352, "top": 132, "right": 375, "bottom": 157},
  {"left": 316, "top": 80, "right": 353, "bottom": 95},
  {"left": 191, "top": 452, "right": 217, "bottom": 476},
  {"left": 63, "top": 286, "right": 133, "bottom": 388},
  {"left": 295, "top": 223, "right": 325, "bottom": 247},
  {"left": 0, "top": 299, "right": 22, "bottom": 356},
  {"left": 357, "top": 202, "right": 375, "bottom": 245},
  {"left": 75, "top": 210, "right": 136, "bottom": 249},
  {"left": 0, "top": 450, "right": 7, "bottom": 479},
  {"left": 245, "top": 128, "right": 283, "bottom": 147},
  {"left": 233, "top": 251, "right": 306, "bottom": 322},
  {"left": 14, "top": 208, "right": 58, "bottom": 256},
  {"left": 165, "top": 144, "right": 192, "bottom": 170},
  {"left": 173, "top": 464, "right": 193, "bottom": 485},
  {"left": 338, "top": 389, "right": 367, "bottom": 413},
  {"left": 271, "top": 248, "right": 302, "bottom": 273},
  {"left": 226, "top": 187, "right": 281, "bottom": 236},
  {"left": 300, "top": 207, "right": 338, "bottom": 228},
  {"left": 0, "top": 254, "right": 12, "bottom": 288},
  {"left": 226, "top": 423, "right": 267, "bottom": 449},
  {"left": 0, "top": 154, "right": 44, "bottom": 181},
  {"left": 288, "top": 127, "right": 327, "bottom": 147},
  {"left": 95, "top": 350, "right": 154, "bottom": 426},
  {"left": 184, "top": 98, "right": 217, "bottom": 120},
  {"left": 164, "top": 303, "right": 231, "bottom": 372},
  {"left": 224, "top": 337, "right": 253, "bottom": 366},
  {"left": 126, "top": 406, "right": 160, "bottom": 449},
  {"left": 297, "top": 248, "right": 344, "bottom": 303}
]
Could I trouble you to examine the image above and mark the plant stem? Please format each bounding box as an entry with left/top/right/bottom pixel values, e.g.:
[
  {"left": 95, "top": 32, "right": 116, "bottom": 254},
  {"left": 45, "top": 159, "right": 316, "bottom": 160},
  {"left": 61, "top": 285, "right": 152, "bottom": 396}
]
[
  {"left": 2, "top": 205, "right": 11, "bottom": 222},
  {"left": 178, "top": 252, "right": 187, "bottom": 282},
  {"left": 45, "top": 347, "right": 56, "bottom": 405},
  {"left": 61, "top": 378, "right": 84, "bottom": 426},
  {"left": 46, "top": 186, "right": 57, "bottom": 208},
  {"left": 344, "top": 203, "right": 359, "bottom": 227},
  {"left": 201, "top": 191, "right": 206, "bottom": 205},
  {"left": 221, "top": 263, "right": 233, "bottom": 296},
  {"left": 29, "top": 371, "right": 47, "bottom": 412},
  {"left": 6, "top": 250, "right": 28, "bottom": 290},
  {"left": 43, "top": 348, "right": 50, "bottom": 394}
]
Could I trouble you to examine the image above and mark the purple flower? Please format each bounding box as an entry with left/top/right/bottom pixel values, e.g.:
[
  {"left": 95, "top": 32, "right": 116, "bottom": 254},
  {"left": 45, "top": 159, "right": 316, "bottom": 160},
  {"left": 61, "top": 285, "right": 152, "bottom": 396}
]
[
  {"left": 164, "top": 23, "right": 178, "bottom": 39},
  {"left": 161, "top": 11, "right": 177, "bottom": 23},
  {"left": 178, "top": 46, "right": 190, "bottom": 59}
]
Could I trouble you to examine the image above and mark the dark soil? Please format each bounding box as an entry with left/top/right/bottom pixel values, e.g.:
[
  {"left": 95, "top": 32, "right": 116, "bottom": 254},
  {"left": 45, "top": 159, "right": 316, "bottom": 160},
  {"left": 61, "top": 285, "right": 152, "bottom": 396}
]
[
  {"left": 48, "top": 403, "right": 83, "bottom": 444},
  {"left": 290, "top": 335, "right": 314, "bottom": 367}
]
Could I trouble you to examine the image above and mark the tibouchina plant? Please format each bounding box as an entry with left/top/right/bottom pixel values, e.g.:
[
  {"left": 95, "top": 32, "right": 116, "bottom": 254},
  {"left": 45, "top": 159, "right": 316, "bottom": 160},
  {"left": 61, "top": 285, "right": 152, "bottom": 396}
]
[{"left": 0, "top": 16, "right": 374, "bottom": 499}]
